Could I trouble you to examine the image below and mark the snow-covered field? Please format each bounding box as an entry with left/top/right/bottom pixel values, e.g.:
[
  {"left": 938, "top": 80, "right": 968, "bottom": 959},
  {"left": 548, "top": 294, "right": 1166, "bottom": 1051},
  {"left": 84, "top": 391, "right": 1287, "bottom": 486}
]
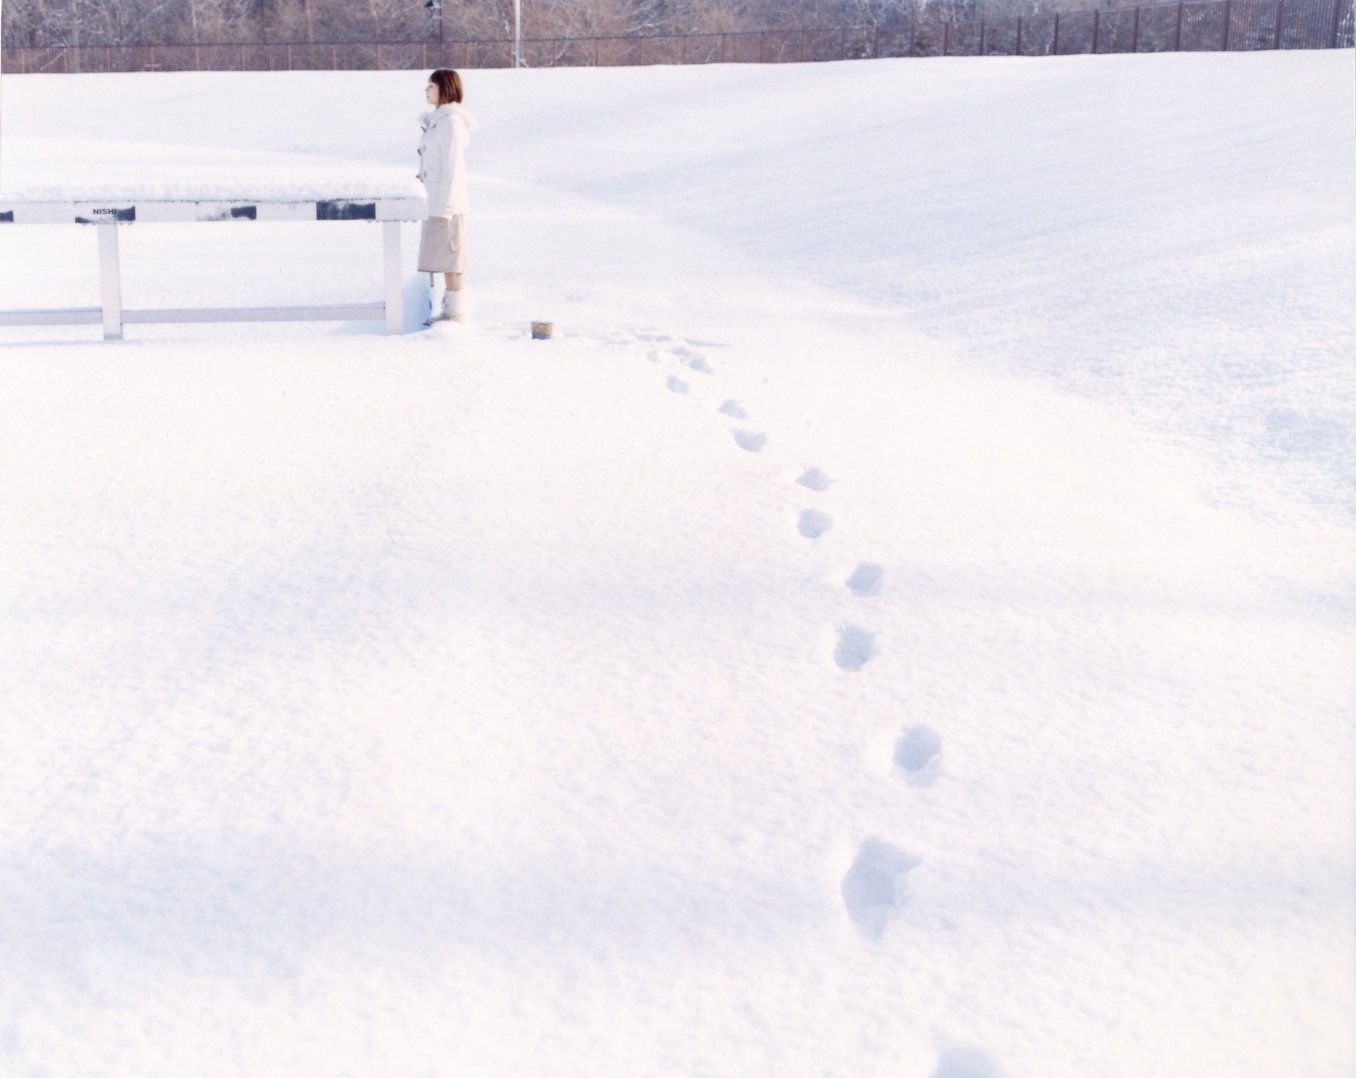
[{"left": 0, "top": 50, "right": 1352, "bottom": 1077}]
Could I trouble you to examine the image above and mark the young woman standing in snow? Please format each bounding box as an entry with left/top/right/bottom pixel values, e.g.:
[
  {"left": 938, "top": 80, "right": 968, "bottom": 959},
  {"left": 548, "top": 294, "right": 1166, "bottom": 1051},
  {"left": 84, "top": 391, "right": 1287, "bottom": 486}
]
[{"left": 417, "top": 69, "right": 480, "bottom": 324}]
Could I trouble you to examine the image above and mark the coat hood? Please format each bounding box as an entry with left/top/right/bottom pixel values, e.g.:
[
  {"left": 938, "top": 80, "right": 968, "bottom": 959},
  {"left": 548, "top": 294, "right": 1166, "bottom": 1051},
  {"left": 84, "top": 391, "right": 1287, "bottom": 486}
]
[{"left": 419, "top": 102, "right": 480, "bottom": 134}]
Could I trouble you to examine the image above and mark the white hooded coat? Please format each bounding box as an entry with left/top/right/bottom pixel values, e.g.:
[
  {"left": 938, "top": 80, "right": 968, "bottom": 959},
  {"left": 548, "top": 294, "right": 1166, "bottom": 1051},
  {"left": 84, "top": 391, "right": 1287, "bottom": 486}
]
[{"left": 416, "top": 102, "right": 479, "bottom": 217}]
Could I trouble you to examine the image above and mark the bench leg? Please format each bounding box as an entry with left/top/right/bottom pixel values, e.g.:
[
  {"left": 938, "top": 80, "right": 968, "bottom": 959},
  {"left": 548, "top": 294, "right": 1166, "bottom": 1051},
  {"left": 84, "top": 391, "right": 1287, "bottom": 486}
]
[
  {"left": 98, "top": 222, "right": 123, "bottom": 340},
  {"left": 383, "top": 221, "right": 402, "bottom": 335}
]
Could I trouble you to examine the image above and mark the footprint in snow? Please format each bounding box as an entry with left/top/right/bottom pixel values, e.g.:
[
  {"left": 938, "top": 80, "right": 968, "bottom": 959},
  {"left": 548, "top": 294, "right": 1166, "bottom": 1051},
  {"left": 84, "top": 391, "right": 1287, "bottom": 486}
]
[
  {"left": 683, "top": 337, "right": 727, "bottom": 348},
  {"left": 931, "top": 1047, "right": 1003, "bottom": 1078},
  {"left": 846, "top": 562, "right": 883, "bottom": 596},
  {"left": 894, "top": 726, "right": 942, "bottom": 787},
  {"left": 733, "top": 430, "right": 767, "bottom": 453},
  {"left": 672, "top": 345, "right": 714, "bottom": 373},
  {"left": 635, "top": 330, "right": 672, "bottom": 342},
  {"left": 718, "top": 400, "right": 747, "bottom": 419},
  {"left": 798, "top": 509, "right": 832, "bottom": 539},
  {"left": 833, "top": 624, "right": 875, "bottom": 671},
  {"left": 666, "top": 374, "right": 689, "bottom": 394},
  {"left": 841, "top": 838, "right": 919, "bottom": 942},
  {"left": 645, "top": 349, "right": 662, "bottom": 363},
  {"left": 796, "top": 466, "right": 832, "bottom": 492}
]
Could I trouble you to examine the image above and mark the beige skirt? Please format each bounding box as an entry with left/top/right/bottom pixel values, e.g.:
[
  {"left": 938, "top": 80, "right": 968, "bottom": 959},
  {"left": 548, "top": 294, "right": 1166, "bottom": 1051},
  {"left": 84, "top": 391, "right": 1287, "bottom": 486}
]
[{"left": 417, "top": 214, "right": 468, "bottom": 274}]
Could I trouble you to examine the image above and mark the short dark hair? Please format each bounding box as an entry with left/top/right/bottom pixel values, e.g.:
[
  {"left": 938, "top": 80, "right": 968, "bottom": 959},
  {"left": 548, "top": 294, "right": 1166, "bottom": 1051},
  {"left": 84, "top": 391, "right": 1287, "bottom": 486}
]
[{"left": 428, "top": 69, "right": 463, "bottom": 105}]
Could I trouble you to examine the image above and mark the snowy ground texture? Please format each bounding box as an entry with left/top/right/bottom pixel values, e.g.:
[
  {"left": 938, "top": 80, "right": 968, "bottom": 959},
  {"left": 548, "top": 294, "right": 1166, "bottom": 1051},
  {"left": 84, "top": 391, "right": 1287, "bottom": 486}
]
[{"left": 0, "top": 51, "right": 1353, "bottom": 1077}]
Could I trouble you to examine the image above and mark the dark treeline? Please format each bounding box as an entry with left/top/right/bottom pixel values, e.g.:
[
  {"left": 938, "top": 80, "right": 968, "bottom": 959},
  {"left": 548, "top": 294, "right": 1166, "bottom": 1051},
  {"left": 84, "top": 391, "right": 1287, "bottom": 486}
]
[{"left": 4, "top": 0, "right": 1134, "bottom": 49}]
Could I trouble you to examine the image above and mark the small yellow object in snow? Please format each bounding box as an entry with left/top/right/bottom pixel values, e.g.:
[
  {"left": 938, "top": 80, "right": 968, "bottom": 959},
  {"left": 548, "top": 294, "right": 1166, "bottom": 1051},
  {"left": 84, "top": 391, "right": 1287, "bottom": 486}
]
[{"left": 531, "top": 321, "right": 554, "bottom": 340}]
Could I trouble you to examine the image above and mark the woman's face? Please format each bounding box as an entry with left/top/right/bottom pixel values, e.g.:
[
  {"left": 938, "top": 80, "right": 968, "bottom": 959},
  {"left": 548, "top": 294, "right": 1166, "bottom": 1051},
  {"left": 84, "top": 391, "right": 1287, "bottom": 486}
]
[{"left": 425, "top": 81, "right": 438, "bottom": 106}]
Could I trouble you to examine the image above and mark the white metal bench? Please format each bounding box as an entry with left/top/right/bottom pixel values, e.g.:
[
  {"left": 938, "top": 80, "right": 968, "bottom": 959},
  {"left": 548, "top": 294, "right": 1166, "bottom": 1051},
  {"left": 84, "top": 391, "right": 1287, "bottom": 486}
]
[{"left": 0, "top": 196, "right": 426, "bottom": 339}]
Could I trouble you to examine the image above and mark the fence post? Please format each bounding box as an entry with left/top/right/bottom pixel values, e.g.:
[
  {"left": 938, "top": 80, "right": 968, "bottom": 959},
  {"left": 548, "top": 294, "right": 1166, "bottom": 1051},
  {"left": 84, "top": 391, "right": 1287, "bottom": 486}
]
[
  {"left": 874, "top": 26, "right": 880, "bottom": 58},
  {"left": 1092, "top": 9, "right": 1100, "bottom": 51},
  {"left": 639, "top": 36, "right": 644, "bottom": 64},
  {"left": 1175, "top": 2, "right": 1184, "bottom": 49},
  {"left": 1221, "top": 0, "right": 1232, "bottom": 48},
  {"left": 1053, "top": 12, "right": 1060, "bottom": 53},
  {"left": 980, "top": 18, "right": 986, "bottom": 53},
  {"left": 1273, "top": 0, "right": 1284, "bottom": 46},
  {"left": 1329, "top": 0, "right": 1344, "bottom": 46},
  {"left": 1016, "top": 16, "right": 1023, "bottom": 53},
  {"left": 1132, "top": 6, "right": 1141, "bottom": 50},
  {"left": 943, "top": 22, "right": 950, "bottom": 55}
]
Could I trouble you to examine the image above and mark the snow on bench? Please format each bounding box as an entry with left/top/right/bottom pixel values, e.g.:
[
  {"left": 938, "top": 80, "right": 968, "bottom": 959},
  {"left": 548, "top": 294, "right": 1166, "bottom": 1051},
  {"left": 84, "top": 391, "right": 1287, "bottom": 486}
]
[{"left": 0, "top": 195, "right": 427, "bottom": 339}]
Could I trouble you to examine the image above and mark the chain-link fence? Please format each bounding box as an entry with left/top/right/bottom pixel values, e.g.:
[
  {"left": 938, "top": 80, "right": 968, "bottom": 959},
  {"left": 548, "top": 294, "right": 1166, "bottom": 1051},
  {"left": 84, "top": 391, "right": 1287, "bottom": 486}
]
[{"left": 3, "top": 0, "right": 1351, "bottom": 73}]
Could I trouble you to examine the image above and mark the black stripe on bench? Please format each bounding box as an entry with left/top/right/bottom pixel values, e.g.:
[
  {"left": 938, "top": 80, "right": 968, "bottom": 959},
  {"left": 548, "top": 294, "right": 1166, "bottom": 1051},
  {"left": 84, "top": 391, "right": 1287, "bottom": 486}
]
[
  {"left": 315, "top": 200, "right": 376, "bottom": 220},
  {"left": 74, "top": 206, "right": 136, "bottom": 223}
]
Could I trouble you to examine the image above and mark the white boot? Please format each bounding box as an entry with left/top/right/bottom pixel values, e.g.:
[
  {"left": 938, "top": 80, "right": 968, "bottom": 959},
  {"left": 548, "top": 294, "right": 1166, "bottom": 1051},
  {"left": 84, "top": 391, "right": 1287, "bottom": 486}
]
[{"left": 442, "top": 287, "right": 469, "bottom": 324}]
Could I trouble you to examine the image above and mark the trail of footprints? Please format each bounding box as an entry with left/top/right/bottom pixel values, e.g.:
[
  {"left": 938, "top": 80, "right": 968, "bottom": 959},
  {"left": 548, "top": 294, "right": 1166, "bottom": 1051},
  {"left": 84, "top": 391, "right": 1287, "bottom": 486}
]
[
  {"left": 635, "top": 329, "right": 947, "bottom": 923},
  {"left": 633, "top": 326, "right": 979, "bottom": 1069}
]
